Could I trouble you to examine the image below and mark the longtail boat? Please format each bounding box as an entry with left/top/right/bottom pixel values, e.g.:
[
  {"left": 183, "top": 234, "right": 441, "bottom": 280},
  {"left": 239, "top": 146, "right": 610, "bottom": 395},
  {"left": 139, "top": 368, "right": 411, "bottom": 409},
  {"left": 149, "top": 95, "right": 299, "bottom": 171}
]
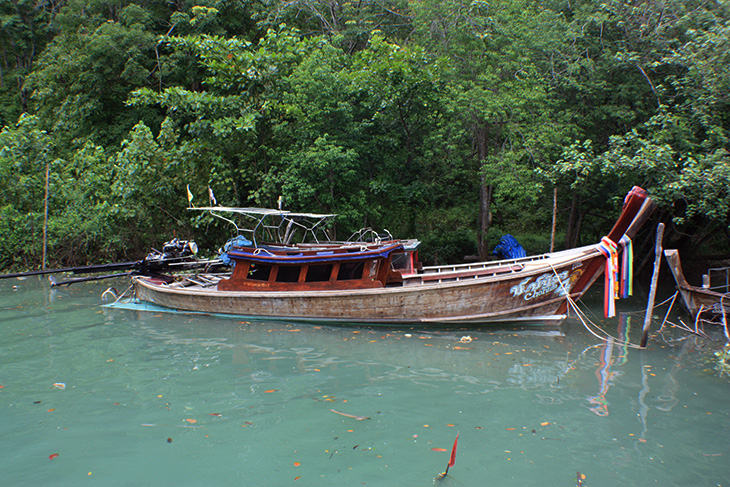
[
  {"left": 663, "top": 249, "right": 730, "bottom": 320},
  {"left": 131, "top": 187, "right": 654, "bottom": 325}
]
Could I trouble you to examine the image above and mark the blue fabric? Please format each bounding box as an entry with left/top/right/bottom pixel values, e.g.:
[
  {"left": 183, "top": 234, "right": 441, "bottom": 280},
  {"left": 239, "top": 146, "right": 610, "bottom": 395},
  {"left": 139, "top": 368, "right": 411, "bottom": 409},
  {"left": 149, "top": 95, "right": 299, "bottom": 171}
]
[
  {"left": 493, "top": 235, "right": 527, "bottom": 259},
  {"left": 220, "top": 235, "right": 253, "bottom": 266}
]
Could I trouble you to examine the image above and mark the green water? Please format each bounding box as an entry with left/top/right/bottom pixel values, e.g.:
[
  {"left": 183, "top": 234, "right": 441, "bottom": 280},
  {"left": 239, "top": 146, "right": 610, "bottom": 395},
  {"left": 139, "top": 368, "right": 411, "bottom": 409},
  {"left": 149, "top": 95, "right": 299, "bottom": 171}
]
[{"left": 1, "top": 277, "right": 729, "bottom": 487}]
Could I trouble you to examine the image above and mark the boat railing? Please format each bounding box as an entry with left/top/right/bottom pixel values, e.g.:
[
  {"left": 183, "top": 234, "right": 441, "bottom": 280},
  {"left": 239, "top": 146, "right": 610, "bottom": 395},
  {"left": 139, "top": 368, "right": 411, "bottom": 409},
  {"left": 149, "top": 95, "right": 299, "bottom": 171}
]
[
  {"left": 706, "top": 266, "right": 730, "bottom": 294},
  {"left": 420, "top": 253, "right": 551, "bottom": 275},
  {"left": 346, "top": 227, "right": 394, "bottom": 245},
  {"left": 402, "top": 261, "right": 525, "bottom": 286}
]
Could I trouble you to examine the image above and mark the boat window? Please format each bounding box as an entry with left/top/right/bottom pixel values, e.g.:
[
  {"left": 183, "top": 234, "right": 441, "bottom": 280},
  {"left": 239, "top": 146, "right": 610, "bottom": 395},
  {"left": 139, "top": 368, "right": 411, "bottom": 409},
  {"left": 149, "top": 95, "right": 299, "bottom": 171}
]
[
  {"left": 306, "top": 264, "right": 333, "bottom": 282},
  {"left": 276, "top": 265, "right": 301, "bottom": 283},
  {"left": 391, "top": 252, "right": 411, "bottom": 272},
  {"left": 248, "top": 264, "right": 271, "bottom": 281},
  {"left": 337, "top": 261, "right": 364, "bottom": 280},
  {"left": 368, "top": 260, "right": 378, "bottom": 277}
]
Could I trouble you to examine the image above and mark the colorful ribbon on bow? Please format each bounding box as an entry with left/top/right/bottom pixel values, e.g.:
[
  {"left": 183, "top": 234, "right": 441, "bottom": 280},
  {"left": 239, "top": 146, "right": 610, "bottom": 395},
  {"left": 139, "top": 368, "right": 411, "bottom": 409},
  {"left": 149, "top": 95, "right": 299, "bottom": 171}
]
[
  {"left": 618, "top": 235, "right": 633, "bottom": 299},
  {"left": 597, "top": 237, "right": 619, "bottom": 318}
]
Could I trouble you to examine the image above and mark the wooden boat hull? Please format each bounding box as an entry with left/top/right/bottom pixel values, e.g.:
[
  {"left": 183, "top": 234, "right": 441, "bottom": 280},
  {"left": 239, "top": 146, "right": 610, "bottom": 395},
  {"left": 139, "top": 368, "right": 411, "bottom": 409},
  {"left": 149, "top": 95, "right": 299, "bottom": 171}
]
[
  {"left": 133, "top": 246, "right": 607, "bottom": 324},
  {"left": 664, "top": 249, "right": 730, "bottom": 318},
  {"left": 131, "top": 186, "right": 654, "bottom": 325}
]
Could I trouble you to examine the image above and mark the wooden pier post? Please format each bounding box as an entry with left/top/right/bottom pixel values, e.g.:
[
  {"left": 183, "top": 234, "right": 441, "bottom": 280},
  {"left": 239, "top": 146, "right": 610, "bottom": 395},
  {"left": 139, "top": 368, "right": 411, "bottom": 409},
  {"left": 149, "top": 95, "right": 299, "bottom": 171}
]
[
  {"left": 550, "top": 187, "right": 557, "bottom": 253},
  {"left": 641, "top": 223, "right": 665, "bottom": 348},
  {"left": 42, "top": 162, "right": 50, "bottom": 270}
]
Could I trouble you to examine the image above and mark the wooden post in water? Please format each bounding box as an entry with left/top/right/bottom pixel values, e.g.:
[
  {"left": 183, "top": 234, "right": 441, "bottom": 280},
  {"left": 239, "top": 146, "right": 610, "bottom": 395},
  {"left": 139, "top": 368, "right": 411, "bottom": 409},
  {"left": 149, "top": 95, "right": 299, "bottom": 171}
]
[
  {"left": 42, "top": 162, "right": 50, "bottom": 270},
  {"left": 641, "top": 222, "right": 665, "bottom": 348},
  {"left": 550, "top": 187, "right": 557, "bottom": 252}
]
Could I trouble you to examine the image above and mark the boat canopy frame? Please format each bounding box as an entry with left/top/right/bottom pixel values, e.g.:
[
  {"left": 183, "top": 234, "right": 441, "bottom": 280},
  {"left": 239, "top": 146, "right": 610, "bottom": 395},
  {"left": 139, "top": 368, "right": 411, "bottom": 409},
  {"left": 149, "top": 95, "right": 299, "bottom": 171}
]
[{"left": 190, "top": 207, "right": 337, "bottom": 247}]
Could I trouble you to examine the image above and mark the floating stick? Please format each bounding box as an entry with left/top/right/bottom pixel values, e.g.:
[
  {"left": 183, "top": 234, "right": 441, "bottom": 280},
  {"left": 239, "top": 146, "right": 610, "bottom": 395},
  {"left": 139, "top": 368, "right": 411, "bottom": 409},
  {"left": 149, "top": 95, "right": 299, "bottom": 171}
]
[
  {"left": 329, "top": 409, "right": 370, "bottom": 420},
  {"left": 435, "top": 432, "right": 459, "bottom": 480}
]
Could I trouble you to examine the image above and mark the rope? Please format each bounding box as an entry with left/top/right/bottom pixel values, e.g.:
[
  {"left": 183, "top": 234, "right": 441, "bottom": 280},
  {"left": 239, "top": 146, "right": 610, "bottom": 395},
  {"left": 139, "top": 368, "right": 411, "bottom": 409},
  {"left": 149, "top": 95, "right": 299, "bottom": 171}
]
[
  {"left": 101, "top": 287, "right": 118, "bottom": 301},
  {"left": 657, "top": 291, "right": 678, "bottom": 332},
  {"left": 722, "top": 294, "right": 730, "bottom": 342},
  {"left": 564, "top": 295, "right": 646, "bottom": 349},
  {"left": 549, "top": 262, "right": 644, "bottom": 348}
]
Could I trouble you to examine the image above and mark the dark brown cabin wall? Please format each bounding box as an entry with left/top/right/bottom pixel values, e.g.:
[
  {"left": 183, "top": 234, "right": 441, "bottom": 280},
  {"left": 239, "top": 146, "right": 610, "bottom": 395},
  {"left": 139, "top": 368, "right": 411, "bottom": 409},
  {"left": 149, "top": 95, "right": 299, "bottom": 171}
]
[{"left": 217, "top": 258, "right": 389, "bottom": 292}]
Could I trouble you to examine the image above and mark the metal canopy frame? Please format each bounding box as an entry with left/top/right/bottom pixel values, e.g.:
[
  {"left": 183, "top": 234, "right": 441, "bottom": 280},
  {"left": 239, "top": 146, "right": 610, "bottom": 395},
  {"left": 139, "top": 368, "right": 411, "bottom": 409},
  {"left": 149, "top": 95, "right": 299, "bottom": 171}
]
[{"left": 189, "top": 207, "right": 337, "bottom": 247}]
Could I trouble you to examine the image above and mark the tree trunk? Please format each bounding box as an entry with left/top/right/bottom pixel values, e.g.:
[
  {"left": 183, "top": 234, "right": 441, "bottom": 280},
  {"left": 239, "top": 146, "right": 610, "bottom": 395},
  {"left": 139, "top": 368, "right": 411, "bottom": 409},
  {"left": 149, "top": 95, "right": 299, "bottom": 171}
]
[
  {"left": 565, "top": 192, "right": 581, "bottom": 248},
  {"left": 475, "top": 124, "right": 492, "bottom": 259}
]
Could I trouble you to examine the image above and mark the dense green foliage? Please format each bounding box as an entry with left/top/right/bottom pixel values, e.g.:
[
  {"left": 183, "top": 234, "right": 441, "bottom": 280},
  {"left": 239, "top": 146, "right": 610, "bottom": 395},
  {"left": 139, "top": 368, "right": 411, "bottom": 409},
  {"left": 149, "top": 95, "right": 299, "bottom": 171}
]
[{"left": 1, "top": 0, "right": 729, "bottom": 271}]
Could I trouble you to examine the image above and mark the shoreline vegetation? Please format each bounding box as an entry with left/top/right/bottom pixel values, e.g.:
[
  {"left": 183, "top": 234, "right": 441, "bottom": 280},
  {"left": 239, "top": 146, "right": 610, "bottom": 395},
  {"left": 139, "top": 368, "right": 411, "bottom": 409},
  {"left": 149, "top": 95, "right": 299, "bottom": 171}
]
[{"left": 1, "top": 0, "right": 729, "bottom": 274}]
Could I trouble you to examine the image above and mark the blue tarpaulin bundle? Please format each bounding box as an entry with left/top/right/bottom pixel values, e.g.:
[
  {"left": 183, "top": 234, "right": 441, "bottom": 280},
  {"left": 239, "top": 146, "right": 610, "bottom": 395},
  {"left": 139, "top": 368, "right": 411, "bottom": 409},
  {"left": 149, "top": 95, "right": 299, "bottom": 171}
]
[
  {"left": 219, "top": 235, "right": 253, "bottom": 266},
  {"left": 493, "top": 235, "right": 527, "bottom": 260}
]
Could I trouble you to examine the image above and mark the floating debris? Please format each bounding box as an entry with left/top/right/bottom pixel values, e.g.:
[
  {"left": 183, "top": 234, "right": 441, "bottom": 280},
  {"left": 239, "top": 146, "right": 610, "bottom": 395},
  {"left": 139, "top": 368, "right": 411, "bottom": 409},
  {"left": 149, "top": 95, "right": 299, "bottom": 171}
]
[{"left": 329, "top": 409, "right": 370, "bottom": 420}]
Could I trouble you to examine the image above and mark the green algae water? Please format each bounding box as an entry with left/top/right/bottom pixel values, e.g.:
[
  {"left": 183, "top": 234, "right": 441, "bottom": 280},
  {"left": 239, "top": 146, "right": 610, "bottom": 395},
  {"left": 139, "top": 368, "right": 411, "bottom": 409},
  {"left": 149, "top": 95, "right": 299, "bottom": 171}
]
[{"left": 1, "top": 277, "right": 729, "bottom": 487}]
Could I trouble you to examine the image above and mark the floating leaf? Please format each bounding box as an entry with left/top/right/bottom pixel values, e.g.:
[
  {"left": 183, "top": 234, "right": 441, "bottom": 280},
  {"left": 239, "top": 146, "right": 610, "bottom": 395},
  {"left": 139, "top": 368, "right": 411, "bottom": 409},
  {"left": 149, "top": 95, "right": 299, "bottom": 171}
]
[
  {"left": 185, "top": 418, "right": 197, "bottom": 424},
  {"left": 293, "top": 462, "right": 301, "bottom": 466},
  {"left": 49, "top": 453, "right": 59, "bottom": 460},
  {"left": 209, "top": 413, "right": 222, "bottom": 416},
  {"left": 540, "top": 422, "right": 550, "bottom": 426},
  {"left": 264, "top": 389, "right": 277, "bottom": 393},
  {"left": 47, "top": 408, "right": 55, "bottom": 412},
  {"left": 432, "top": 448, "right": 448, "bottom": 452}
]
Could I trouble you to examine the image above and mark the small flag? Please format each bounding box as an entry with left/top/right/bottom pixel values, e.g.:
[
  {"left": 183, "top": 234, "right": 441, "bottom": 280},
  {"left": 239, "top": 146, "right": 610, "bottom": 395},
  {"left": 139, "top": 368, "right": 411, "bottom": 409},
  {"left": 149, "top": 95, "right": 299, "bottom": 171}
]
[
  {"left": 186, "top": 185, "right": 194, "bottom": 206},
  {"left": 436, "top": 432, "right": 460, "bottom": 480},
  {"left": 208, "top": 186, "right": 217, "bottom": 206},
  {"left": 448, "top": 432, "right": 459, "bottom": 469}
]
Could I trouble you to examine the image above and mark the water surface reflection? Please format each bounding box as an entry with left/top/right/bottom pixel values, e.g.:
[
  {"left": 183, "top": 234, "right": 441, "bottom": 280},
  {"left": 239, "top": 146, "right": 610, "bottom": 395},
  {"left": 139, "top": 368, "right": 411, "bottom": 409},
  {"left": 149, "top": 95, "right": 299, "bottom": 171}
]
[{"left": 1, "top": 278, "right": 729, "bottom": 486}]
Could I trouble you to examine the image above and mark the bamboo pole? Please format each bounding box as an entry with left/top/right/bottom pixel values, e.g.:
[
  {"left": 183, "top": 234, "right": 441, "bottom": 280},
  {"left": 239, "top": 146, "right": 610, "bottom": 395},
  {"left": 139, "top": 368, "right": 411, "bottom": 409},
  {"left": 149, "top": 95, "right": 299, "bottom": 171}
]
[
  {"left": 42, "top": 162, "right": 50, "bottom": 270},
  {"left": 550, "top": 187, "right": 557, "bottom": 252},
  {"left": 641, "top": 223, "right": 665, "bottom": 348}
]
